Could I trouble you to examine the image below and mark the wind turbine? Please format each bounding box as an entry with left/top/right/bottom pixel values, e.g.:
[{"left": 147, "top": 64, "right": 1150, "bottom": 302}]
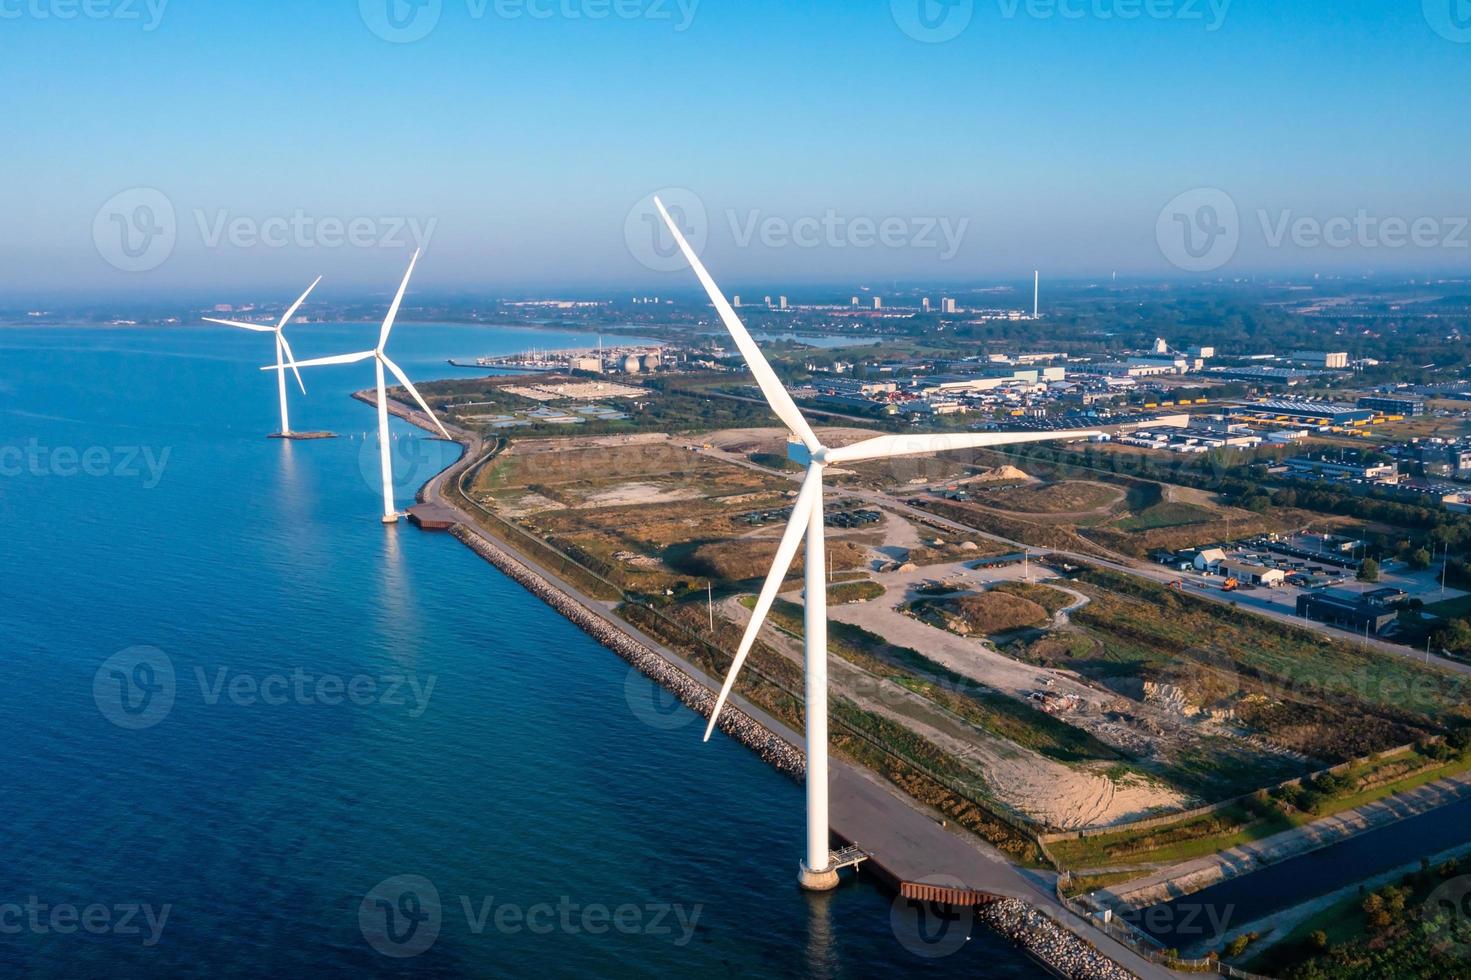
[
  {"left": 272, "top": 250, "right": 450, "bottom": 523},
  {"left": 653, "top": 196, "right": 1102, "bottom": 891},
  {"left": 205, "top": 277, "right": 321, "bottom": 436}
]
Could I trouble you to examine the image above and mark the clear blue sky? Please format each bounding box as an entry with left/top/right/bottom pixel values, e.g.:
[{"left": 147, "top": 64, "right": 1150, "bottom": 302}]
[{"left": 2, "top": 0, "right": 1468, "bottom": 300}]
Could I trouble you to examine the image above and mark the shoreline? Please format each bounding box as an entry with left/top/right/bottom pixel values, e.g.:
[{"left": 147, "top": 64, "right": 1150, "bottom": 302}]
[{"left": 387, "top": 395, "right": 1171, "bottom": 979}]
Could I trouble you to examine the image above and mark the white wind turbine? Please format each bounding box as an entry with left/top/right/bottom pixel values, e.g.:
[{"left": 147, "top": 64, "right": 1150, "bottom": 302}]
[
  {"left": 205, "top": 277, "right": 321, "bottom": 436},
  {"left": 272, "top": 250, "right": 450, "bottom": 523},
  {"left": 654, "top": 197, "right": 1102, "bottom": 891}
]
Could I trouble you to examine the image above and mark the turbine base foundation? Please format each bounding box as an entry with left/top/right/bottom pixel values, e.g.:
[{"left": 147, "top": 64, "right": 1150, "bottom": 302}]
[
  {"left": 381, "top": 514, "right": 401, "bottom": 525},
  {"left": 798, "top": 861, "right": 839, "bottom": 892}
]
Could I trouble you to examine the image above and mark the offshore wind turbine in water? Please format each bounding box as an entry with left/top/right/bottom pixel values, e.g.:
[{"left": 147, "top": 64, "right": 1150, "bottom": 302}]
[
  {"left": 205, "top": 277, "right": 321, "bottom": 437},
  {"left": 274, "top": 250, "right": 452, "bottom": 523},
  {"left": 653, "top": 196, "right": 1102, "bottom": 890}
]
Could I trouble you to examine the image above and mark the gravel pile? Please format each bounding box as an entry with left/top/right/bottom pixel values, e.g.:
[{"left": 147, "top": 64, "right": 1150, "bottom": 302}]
[
  {"left": 450, "top": 524, "right": 805, "bottom": 779},
  {"left": 979, "top": 899, "right": 1138, "bottom": 980}
]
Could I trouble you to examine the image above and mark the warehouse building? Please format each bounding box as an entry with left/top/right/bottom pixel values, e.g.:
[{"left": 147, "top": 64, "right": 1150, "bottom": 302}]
[
  {"left": 1295, "top": 590, "right": 1399, "bottom": 635},
  {"left": 1358, "top": 396, "right": 1426, "bottom": 417}
]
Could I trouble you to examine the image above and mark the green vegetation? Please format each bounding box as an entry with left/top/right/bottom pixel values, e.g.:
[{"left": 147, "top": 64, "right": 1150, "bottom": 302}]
[
  {"left": 827, "top": 579, "right": 885, "bottom": 605},
  {"left": 1246, "top": 856, "right": 1471, "bottom": 979}
]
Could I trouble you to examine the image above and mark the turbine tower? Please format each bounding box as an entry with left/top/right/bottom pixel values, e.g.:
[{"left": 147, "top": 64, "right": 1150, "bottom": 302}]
[
  {"left": 653, "top": 197, "right": 1101, "bottom": 890},
  {"left": 1033, "top": 269, "right": 1040, "bottom": 319},
  {"left": 205, "top": 277, "right": 321, "bottom": 436},
  {"left": 274, "top": 251, "right": 450, "bottom": 523}
]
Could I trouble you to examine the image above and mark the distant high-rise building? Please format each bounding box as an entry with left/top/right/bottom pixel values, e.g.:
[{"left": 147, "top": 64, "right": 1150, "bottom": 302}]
[
  {"left": 873, "top": 297, "right": 882, "bottom": 310},
  {"left": 941, "top": 297, "right": 957, "bottom": 314},
  {"left": 733, "top": 295, "right": 741, "bottom": 308},
  {"left": 764, "top": 295, "right": 773, "bottom": 306},
  {"left": 851, "top": 296, "right": 860, "bottom": 307},
  {"left": 922, "top": 297, "right": 931, "bottom": 312},
  {"left": 779, "top": 296, "right": 788, "bottom": 310}
]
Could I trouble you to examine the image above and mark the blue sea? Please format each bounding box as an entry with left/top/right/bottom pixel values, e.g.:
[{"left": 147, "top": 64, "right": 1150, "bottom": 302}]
[{"left": 0, "top": 323, "right": 1044, "bottom": 978}]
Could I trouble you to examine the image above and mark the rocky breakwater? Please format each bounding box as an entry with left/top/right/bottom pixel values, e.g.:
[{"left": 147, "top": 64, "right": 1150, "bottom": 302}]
[
  {"left": 449, "top": 524, "right": 804, "bottom": 779},
  {"left": 979, "top": 900, "right": 1138, "bottom": 980}
]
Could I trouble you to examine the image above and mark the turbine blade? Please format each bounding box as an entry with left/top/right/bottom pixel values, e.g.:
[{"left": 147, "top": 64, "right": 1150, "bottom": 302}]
[
  {"left": 381, "top": 355, "right": 451, "bottom": 439},
  {"left": 825, "top": 428, "right": 1104, "bottom": 465},
  {"left": 278, "top": 333, "right": 307, "bottom": 395},
  {"left": 652, "top": 197, "right": 819, "bottom": 452},
  {"left": 261, "top": 350, "right": 375, "bottom": 371},
  {"left": 204, "top": 317, "right": 274, "bottom": 333},
  {"left": 379, "top": 250, "right": 420, "bottom": 351},
  {"left": 703, "top": 467, "right": 822, "bottom": 742},
  {"left": 278, "top": 275, "right": 323, "bottom": 329}
]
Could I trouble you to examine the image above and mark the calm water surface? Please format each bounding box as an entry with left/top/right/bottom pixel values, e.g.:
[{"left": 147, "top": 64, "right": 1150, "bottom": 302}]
[{"left": 0, "top": 323, "right": 1044, "bottom": 978}]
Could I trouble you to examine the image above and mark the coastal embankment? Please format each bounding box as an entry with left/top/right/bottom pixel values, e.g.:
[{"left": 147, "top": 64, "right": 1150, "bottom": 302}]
[
  {"left": 381, "top": 393, "right": 1170, "bottom": 979},
  {"left": 448, "top": 523, "right": 806, "bottom": 779}
]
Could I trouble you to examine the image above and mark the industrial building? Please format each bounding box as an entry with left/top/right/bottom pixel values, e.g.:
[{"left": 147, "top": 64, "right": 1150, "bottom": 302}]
[
  {"left": 1358, "top": 396, "right": 1426, "bottom": 417},
  {"left": 1283, "top": 456, "right": 1399, "bottom": 482},
  {"left": 1225, "top": 400, "right": 1377, "bottom": 428},
  {"left": 1295, "top": 590, "right": 1399, "bottom": 635}
]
